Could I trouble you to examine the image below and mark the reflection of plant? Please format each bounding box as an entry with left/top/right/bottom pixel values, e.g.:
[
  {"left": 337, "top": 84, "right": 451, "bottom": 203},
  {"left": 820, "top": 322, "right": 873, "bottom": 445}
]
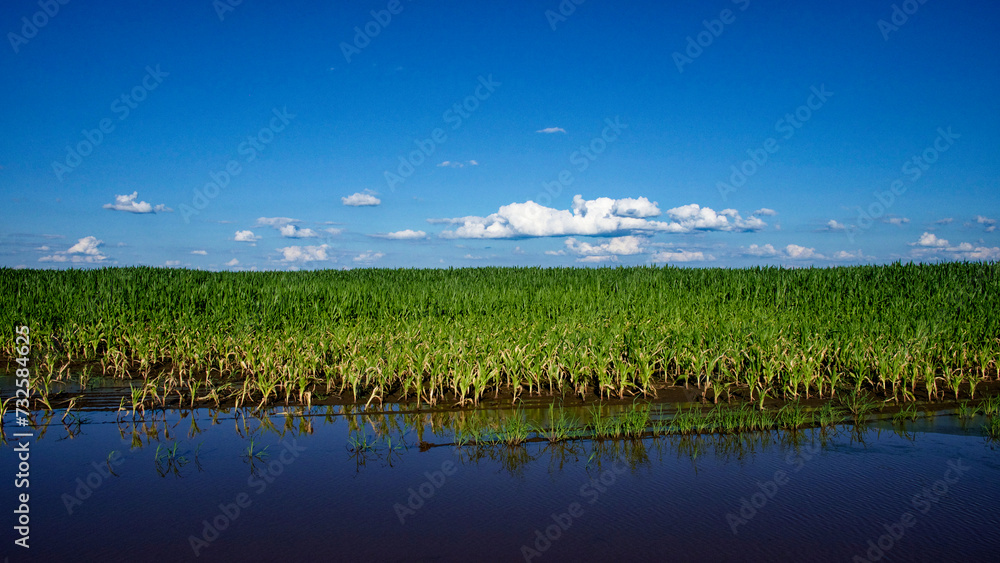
[
  {"left": 244, "top": 437, "right": 270, "bottom": 460},
  {"left": 154, "top": 442, "right": 189, "bottom": 477}
]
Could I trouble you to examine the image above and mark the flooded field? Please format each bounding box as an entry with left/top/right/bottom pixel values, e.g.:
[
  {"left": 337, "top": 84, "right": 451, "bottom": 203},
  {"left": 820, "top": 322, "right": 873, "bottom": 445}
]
[{"left": 4, "top": 398, "right": 1000, "bottom": 562}]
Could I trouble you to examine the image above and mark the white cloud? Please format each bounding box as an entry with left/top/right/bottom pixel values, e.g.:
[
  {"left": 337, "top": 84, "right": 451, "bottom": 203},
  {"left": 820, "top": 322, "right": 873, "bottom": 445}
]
[
  {"left": 785, "top": 244, "right": 824, "bottom": 260},
  {"left": 752, "top": 208, "right": 778, "bottom": 216},
  {"left": 914, "top": 232, "right": 949, "bottom": 247},
  {"left": 225, "top": 258, "right": 239, "bottom": 267},
  {"left": 278, "top": 244, "right": 331, "bottom": 263},
  {"left": 544, "top": 250, "right": 566, "bottom": 256},
  {"left": 883, "top": 217, "right": 909, "bottom": 226},
  {"left": 577, "top": 255, "right": 618, "bottom": 263},
  {"left": 564, "top": 236, "right": 645, "bottom": 257},
  {"left": 935, "top": 217, "right": 954, "bottom": 225},
  {"left": 40, "top": 236, "right": 107, "bottom": 263},
  {"left": 36, "top": 246, "right": 50, "bottom": 251},
  {"left": 462, "top": 254, "right": 485, "bottom": 260},
  {"left": 826, "top": 220, "right": 847, "bottom": 231},
  {"left": 191, "top": 250, "right": 208, "bottom": 255},
  {"left": 372, "top": 229, "right": 427, "bottom": 240},
  {"left": 744, "top": 244, "right": 778, "bottom": 257},
  {"left": 435, "top": 195, "right": 765, "bottom": 239},
  {"left": 437, "top": 160, "right": 479, "bottom": 168},
  {"left": 909, "top": 233, "right": 1000, "bottom": 261},
  {"left": 342, "top": 192, "right": 381, "bottom": 206},
  {"left": 976, "top": 215, "right": 997, "bottom": 232},
  {"left": 536, "top": 127, "right": 567, "bottom": 134},
  {"left": 353, "top": 251, "right": 385, "bottom": 263},
  {"left": 832, "top": 249, "right": 868, "bottom": 260},
  {"left": 324, "top": 227, "right": 343, "bottom": 236},
  {"left": 165, "top": 260, "right": 181, "bottom": 267},
  {"left": 234, "top": 230, "right": 260, "bottom": 242},
  {"left": 103, "top": 191, "right": 172, "bottom": 213},
  {"left": 278, "top": 224, "right": 320, "bottom": 238},
  {"left": 650, "top": 249, "right": 713, "bottom": 263},
  {"left": 256, "top": 217, "right": 297, "bottom": 228}
]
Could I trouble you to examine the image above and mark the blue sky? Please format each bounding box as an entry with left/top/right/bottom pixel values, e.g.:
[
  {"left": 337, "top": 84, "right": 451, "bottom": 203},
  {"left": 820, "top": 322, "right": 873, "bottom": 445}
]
[{"left": 2, "top": 0, "right": 998, "bottom": 270}]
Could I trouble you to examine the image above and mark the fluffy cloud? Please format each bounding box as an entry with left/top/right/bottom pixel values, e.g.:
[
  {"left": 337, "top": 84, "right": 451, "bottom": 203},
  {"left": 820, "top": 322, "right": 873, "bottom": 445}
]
[
  {"left": 278, "top": 245, "right": 330, "bottom": 263},
  {"left": 342, "top": 192, "right": 381, "bottom": 206},
  {"left": 435, "top": 195, "right": 765, "bottom": 239},
  {"left": 39, "top": 236, "right": 107, "bottom": 263},
  {"left": 234, "top": 230, "right": 260, "bottom": 242},
  {"left": 165, "top": 260, "right": 181, "bottom": 267},
  {"left": 103, "top": 192, "right": 172, "bottom": 213},
  {"left": 976, "top": 215, "right": 997, "bottom": 232},
  {"left": 191, "top": 250, "right": 208, "bottom": 255},
  {"left": 883, "top": 217, "right": 910, "bottom": 226},
  {"left": 564, "top": 236, "right": 645, "bottom": 258},
  {"left": 278, "top": 224, "right": 319, "bottom": 238},
  {"left": 752, "top": 208, "right": 778, "bottom": 216},
  {"left": 934, "top": 217, "right": 954, "bottom": 225},
  {"left": 650, "top": 249, "right": 713, "bottom": 263},
  {"left": 910, "top": 233, "right": 1000, "bottom": 261},
  {"left": 256, "top": 217, "right": 297, "bottom": 228},
  {"left": 744, "top": 244, "right": 778, "bottom": 257},
  {"left": 536, "top": 127, "right": 567, "bottom": 134},
  {"left": 832, "top": 249, "right": 868, "bottom": 260},
  {"left": 826, "top": 220, "right": 847, "bottom": 231},
  {"left": 372, "top": 229, "right": 427, "bottom": 240},
  {"left": 225, "top": 258, "right": 239, "bottom": 267},
  {"left": 785, "top": 244, "right": 824, "bottom": 260},
  {"left": 353, "top": 251, "right": 385, "bottom": 263},
  {"left": 914, "top": 232, "right": 949, "bottom": 247}
]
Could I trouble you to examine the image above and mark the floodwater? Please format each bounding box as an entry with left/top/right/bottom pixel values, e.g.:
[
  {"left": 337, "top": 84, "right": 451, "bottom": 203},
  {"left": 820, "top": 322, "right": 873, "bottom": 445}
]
[{"left": 2, "top": 401, "right": 1000, "bottom": 562}]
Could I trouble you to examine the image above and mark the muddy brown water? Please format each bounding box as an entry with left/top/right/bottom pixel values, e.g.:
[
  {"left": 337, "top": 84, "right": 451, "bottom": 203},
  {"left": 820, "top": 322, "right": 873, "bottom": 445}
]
[{"left": 2, "top": 393, "right": 1000, "bottom": 562}]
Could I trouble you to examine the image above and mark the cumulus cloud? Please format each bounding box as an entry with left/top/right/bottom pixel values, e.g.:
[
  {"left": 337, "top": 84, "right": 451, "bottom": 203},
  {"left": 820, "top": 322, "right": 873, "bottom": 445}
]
[
  {"left": 752, "top": 208, "right": 778, "bottom": 216},
  {"left": 975, "top": 215, "right": 997, "bottom": 232},
  {"left": 435, "top": 195, "right": 765, "bottom": 239},
  {"left": 225, "top": 258, "right": 239, "bottom": 267},
  {"left": 278, "top": 224, "right": 320, "bottom": 238},
  {"left": 234, "top": 230, "right": 260, "bottom": 243},
  {"left": 832, "top": 249, "right": 870, "bottom": 261},
  {"left": 826, "top": 220, "right": 847, "bottom": 231},
  {"left": 278, "top": 244, "right": 330, "bottom": 263},
  {"left": 650, "top": 249, "right": 713, "bottom": 263},
  {"left": 103, "top": 191, "right": 172, "bottom": 213},
  {"left": 536, "top": 127, "right": 567, "bottom": 134},
  {"left": 191, "top": 250, "right": 208, "bottom": 255},
  {"left": 256, "top": 217, "right": 298, "bottom": 227},
  {"left": 564, "top": 236, "right": 645, "bottom": 258},
  {"left": 910, "top": 233, "right": 1000, "bottom": 261},
  {"left": 785, "top": 244, "right": 824, "bottom": 260},
  {"left": 342, "top": 192, "right": 381, "bottom": 206},
  {"left": 883, "top": 217, "right": 910, "bottom": 226},
  {"left": 165, "top": 260, "right": 181, "bottom": 267},
  {"left": 324, "top": 227, "right": 344, "bottom": 236},
  {"left": 744, "top": 244, "right": 778, "bottom": 257},
  {"left": 353, "top": 251, "right": 385, "bottom": 263},
  {"left": 914, "top": 232, "right": 949, "bottom": 247},
  {"left": 39, "top": 236, "right": 107, "bottom": 263},
  {"left": 372, "top": 229, "right": 427, "bottom": 240}
]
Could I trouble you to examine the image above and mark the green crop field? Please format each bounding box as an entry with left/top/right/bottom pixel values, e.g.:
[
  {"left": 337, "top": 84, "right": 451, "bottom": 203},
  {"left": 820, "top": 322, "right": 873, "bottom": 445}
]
[{"left": 1, "top": 262, "right": 998, "bottom": 409}]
